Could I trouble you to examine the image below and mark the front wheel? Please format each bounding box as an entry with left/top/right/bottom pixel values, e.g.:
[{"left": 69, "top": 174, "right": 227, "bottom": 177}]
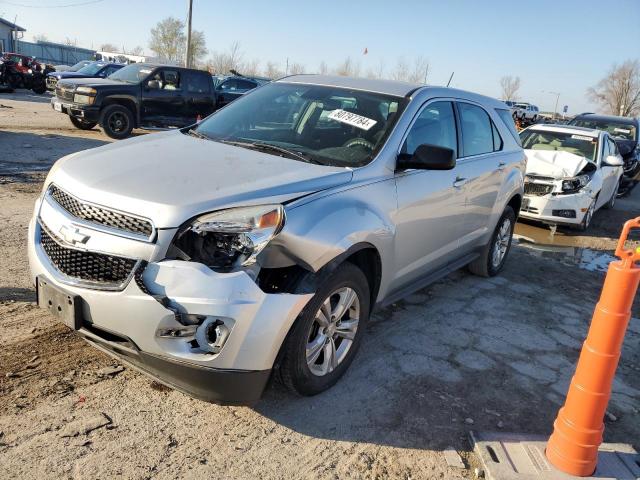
[
  {"left": 577, "top": 198, "right": 596, "bottom": 231},
  {"left": 468, "top": 206, "right": 515, "bottom": 277},
  {"left": 278, "top": 262, "right": 370, "bottom": 396},
  {"left": 603, "top": 182, "right": 619, "bottom": 209},
  {"left": 69, "top": 116, "right": 97, "bottom": 130},
  {"left": 100, "top": 104, "right": 134, "bottom": 139}
]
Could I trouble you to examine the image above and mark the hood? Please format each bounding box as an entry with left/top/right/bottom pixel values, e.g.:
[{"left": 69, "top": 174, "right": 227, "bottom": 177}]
[
  {"left": 50, "top": 71, "right": 98, "bottom": 80},
  {"left": 524, "top": 149, "right": 592, "bottom": 178},
  {"left": 49, "top": 131, "right": 353, "bottom": 228},
  {"left": 56, "top": 77, "right": 132, "bottom": 88}
]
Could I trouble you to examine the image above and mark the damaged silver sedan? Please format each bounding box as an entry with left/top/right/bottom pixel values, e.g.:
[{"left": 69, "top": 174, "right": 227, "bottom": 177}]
[{"left": 28, "top": 75, "right": 524, "bottom": 404}]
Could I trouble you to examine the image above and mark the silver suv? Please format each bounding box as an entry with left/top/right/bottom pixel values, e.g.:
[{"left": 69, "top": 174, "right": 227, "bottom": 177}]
[{"left": 28, "top": 75, "right": 525, "bottom": 404}]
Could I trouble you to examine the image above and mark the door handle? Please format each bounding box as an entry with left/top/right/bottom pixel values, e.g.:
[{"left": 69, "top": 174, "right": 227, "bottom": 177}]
[
  {"left": 498, "top": 161, "right": 506, "bottom": 170},
  {"left": 453, "top": 176, "right": 467, "bottom": 188}
]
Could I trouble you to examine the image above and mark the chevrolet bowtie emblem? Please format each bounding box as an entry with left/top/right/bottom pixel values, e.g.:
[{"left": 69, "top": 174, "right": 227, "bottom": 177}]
[{"left": 59, "top": 225, "right": 90, "bottom": 246}]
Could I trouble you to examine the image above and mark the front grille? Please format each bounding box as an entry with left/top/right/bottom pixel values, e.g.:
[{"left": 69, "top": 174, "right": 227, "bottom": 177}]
[
  {"left": 521, "top": 206, "right": 539, "bottom": 214},
  {"left": 46, "top": 76, "right": 58, "bottom": 89},
  {"left": 55, "top": 84, "right": 74, "bottom": 102},
  {"left": 49, "top": 185, "right": 153, "bottom": 238},
  {"left": 39, "top": 224, "right": 137, "bottom": 287},
  {"left": 524, "top": 182, "right": 554, "bottom": 196}
]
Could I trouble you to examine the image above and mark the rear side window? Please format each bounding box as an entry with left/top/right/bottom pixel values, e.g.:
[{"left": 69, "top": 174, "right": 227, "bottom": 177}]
[
  {"left": 496, "top": 108, "right": 521, "bottom": 146},
  {"left": 236, "top": 79, "right": 257, "bottom": 91},
  {"left": 401, "top": 101, "right": 457, "bottom": 157},
  {"left": 458, "top": 103, "right": 493, "bottom": 156},
  {"left": 186, "top": 73, "right": 211, "bottom": 94}
]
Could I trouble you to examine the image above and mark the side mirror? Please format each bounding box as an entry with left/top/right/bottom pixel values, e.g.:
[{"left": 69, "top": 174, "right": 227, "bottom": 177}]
[
  {"left": 396, "top": 144, "right": 456, "bottom": 171},
  {"left": 147, "top": 79, "right": 161, "bottom": 89},
  {"left": 603, "top": 155, "right": 624, "bottom": 167},
  {"left": 616, "top": 142, "right": 633, "bottom": 156}
]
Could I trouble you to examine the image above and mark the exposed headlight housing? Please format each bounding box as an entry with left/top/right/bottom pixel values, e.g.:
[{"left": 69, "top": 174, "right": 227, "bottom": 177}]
[
  {"left": 561, "top": 173, "right": 591, "bottom": 194},
  {"left": 76, "top": 86, "right": 97, "bottom": 94},
  {"left": 73, "top": 94, "right": 95, "bottom": 104},
  {"left": 174, "top": 205, "right": 285, "bottom": 271}
]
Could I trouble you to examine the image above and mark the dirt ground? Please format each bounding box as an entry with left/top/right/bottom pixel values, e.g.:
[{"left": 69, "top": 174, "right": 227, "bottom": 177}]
[{"left": 0, "top": 92, "right": 639, "bottom": 479}]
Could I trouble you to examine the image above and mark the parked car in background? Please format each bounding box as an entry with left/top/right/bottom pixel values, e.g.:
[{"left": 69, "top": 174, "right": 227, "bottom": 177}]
[
  {"left": 53, "top": 59, "right": 92, "bottom": 73},
  {"left": 51, "top": 63, "right": 216, "bottom": 139},
  {"left": 514, "top": 102, "right": 539, "bottom": 123},
  {"left": 211, "top": 74, "right": 269, "bottom": 109},
  {"left": 30, "top": 75, "right": 525, "bottom": 404},
  {"left": 502, "top": 100, "right": 518, "bottom": 118},
  {"left": 519, "top": 124, "right": 624, "bottom": 230},
  {"left": 568, "top": 113, "right": 639, "bottom": 196},
  {"left": 46, "top": 61, "right": 124, "bottom": 91}
]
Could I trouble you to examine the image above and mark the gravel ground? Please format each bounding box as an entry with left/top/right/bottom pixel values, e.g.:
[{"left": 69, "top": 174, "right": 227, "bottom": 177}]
[{"left": 0, "top": 91, "right": 639, "bottom": 479}]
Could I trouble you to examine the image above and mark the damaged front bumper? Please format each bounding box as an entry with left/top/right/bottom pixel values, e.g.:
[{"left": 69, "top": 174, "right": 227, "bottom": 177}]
[
  {"left": 27, "top": 197, "right": 313, "bottom": 405},
  {"left": 520, "top": 191, "right": 593, "bottom": 226}
]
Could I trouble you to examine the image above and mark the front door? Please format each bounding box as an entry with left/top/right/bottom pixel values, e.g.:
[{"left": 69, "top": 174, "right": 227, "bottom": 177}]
[
  {"left": 391, "top": 100, "right": 466, "bottom": 293},
  {"left": 140, "top": 68, "right": 186, "bottom": 127}
]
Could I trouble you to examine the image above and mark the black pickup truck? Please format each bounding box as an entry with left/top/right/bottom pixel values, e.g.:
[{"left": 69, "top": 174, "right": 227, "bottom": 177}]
[{"left": 52, "top": 63, "right": 217, "bottom": 139}]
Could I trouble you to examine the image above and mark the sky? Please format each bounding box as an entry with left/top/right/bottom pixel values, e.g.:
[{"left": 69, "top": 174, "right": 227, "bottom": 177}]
[{"left": 1, "top": 0, "right": 639, "bottom": 113}]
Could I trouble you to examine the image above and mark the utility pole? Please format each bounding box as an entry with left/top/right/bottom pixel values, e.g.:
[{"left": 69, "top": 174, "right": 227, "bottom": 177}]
[
  {"left": 446, "top": 72, "right": 454, "bottom": 87},
  {"left": 543, "top": 91, "right": 560, "bottom": 119},
  {"left": 185, "top": 0, "right": 193, "bottom": 68}
]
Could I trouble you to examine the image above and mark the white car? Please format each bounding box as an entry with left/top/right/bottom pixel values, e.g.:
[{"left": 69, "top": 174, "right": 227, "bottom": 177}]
[
  {"left": 519, "top": 125, "right": 624, "bottom": 230},
  {"left": 514, "top": 103, "right": 539, "bottom": 123}
]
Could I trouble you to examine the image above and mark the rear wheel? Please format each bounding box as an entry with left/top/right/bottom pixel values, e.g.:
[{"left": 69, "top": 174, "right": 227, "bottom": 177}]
[
  {"left": 69, "top": 116, "right": 97, "bottom": 130},
  {"left": 100, "top": 104, "right": 134, "bottom": 139},
  {"left": 468, "top": 206, "right": 515, "bottom": 277},
  {"left": 279, "top": 262, "right": 370, "bottom": 396}
]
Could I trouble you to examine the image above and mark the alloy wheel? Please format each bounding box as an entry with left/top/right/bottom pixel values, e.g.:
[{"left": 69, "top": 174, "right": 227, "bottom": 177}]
[
  {"left": 108, "top": 112, "right": 129, "bottom": 133},
  {"left": 491, "top": 217, "right": 512, "bottom": 268},
  {"left": 306, "top": 287, "right": 360, "bottom": 376}
]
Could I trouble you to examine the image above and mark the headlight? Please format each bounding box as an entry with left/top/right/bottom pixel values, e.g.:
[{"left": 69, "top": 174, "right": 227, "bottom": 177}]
[
  {"left": 561, "top": 174, "right": 591, "bottom": 193},
  {"left": 73, "top": 94, "right": 95, "bottom": 104},
  {"left": 174, "top": 205, "right": 285, "bottom": 270},
  {"left": 76, "top": 86, "right": 96, "bottom": 94}
]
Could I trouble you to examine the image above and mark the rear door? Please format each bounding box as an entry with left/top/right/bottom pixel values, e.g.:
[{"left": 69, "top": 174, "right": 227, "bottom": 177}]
[
  {"left": 183, "top": 71, "right": 214, "bottom": 123},
  {"left": 391, "top": 100, "right": 466, "bottom": 292},
  {"left": 453, "top": 101, "right": 506, "bottom": 251},
  {"left": 140, "top": 68, "right": 186, "bottom": 127}
]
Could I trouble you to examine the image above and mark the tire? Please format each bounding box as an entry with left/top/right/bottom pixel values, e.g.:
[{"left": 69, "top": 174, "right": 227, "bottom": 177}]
[
  {"left": 7, "top": 74, "right": 21, "bottom": 89},
  {"left": 603, "top": 181, "right": 619, "bottom": 209},
  {"left": 69, "top": 116, "right": 97, "bottom": 130},
  {"left": 577, "top": 197, "right": 596, "bottom": 231},
  {"left": 468, "top": 206, "right": 516, "bottom": 277},
  {"left": 100, "top": 104, "right": 134, "bottom": 139},
  {"left": 279, "top": 262, "right": 370, "bottom": 396},
  {"left": 32, "top": 81, "right": 46, "bottom": 94}
]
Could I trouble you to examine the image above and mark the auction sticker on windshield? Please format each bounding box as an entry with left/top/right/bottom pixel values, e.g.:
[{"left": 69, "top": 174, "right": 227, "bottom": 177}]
[
  {"left": 571, "top": 135, "right": 595, "bottom": 141},
  {"left": 328, "top": 109, "right": 377, "bottom": 131}
]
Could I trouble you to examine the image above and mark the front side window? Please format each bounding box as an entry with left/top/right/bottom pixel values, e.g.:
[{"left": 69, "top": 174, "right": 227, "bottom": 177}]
[
  {"left": 109, "top": 63, "right": 153, "bottom": 83},
  {"left": 192, "top": 82, "right": 407, "bottom": 168},
  {"left": 458, "top": 102, "right": 494, "bottom": 156},
  {"left": 235, "top": 79, "right": 256, "bottom": 91},
  {"left": 160, "top": 70, "right": 180, "bottom": 90},
  {"left": 401, "top": 101, "right": 457, "bottom": 157},
  {"left": 520, "top": 130, "right": 598, "bottom": 162}
]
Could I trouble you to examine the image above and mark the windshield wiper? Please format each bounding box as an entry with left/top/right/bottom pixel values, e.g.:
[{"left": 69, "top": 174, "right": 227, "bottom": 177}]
[
  {"left": 187, "top": 128, "right": 212, "bottom": 141},
  {"left": 220, "top": 140, "right": 321, "bottom": 164}
]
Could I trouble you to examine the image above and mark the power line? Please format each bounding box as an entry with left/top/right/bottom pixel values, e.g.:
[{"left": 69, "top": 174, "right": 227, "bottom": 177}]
[{"left": 0, "top": 0, "right": 104, "bottom": 8}]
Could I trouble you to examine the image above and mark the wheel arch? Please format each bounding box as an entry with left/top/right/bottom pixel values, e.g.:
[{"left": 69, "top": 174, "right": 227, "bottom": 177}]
[{"left": 101, "top": 96, "right": 138, "bottom": 126}]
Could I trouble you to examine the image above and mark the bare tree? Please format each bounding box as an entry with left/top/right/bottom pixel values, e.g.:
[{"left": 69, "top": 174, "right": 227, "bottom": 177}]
[
  {"left": 318, "top": 61, "right": 328, "bottom": 75},
  {"left": 334, "top": 57, "right": 360, "bottom": 77},
  {"left": 264, "top": 61, "right": 284, "bottom": 79},
  {"left": 207, "top": 42, "right": 243, "bottom": 74},
  {"left": 243, "top": 58, "right": 260, "bottom": 76},
  {"left": 227, "top": 41, "right": 243, "bottom": 71},
  {"left": 407, "top": 56, "right": 429, "bottom": 84},
  {"left": 289, "top": 62, "right": 305, "bottom": 75},
  {"left": 33, "top": 34, "right": 48, "bottom": 43},
  {"left": 130, "top": 46, "right": 144, "bottom": 56},
  {"left": 100, "top": 43, "right": 119, "bottom": 52},
  {"left": 391, "top": 57, "right": 409, "bottom": 81},
  {"left": 187, "top": 30, "right": 208, "bottom": 68},
  {"left": 149, "top": 17, "right": 185, "bottom": 63},
  {"left": 500, "top": 76, "right": 521, "bottom": 101},
  {"left": 588, "top": 60, "right": 640, "bottom": 117}
]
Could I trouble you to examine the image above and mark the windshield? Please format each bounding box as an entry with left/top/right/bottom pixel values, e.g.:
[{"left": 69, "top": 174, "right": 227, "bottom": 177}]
[
  {"left": 192, "top": 82, "right": 407, "bottom": 167},
  {"left": 569, "top": 118, "right": 637, "bottom": 141},
  {"left": 520, "top": 129, "right": 598, "bottom": 161},
  {"left": 108, "top": 63, "right": 153, "bottom": 83},
  {"left": 77, "top": 62, "right": 105, "bottom": 75},
  {"left": 69, "top": 60, "right": 89, "bottom": 72}
]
